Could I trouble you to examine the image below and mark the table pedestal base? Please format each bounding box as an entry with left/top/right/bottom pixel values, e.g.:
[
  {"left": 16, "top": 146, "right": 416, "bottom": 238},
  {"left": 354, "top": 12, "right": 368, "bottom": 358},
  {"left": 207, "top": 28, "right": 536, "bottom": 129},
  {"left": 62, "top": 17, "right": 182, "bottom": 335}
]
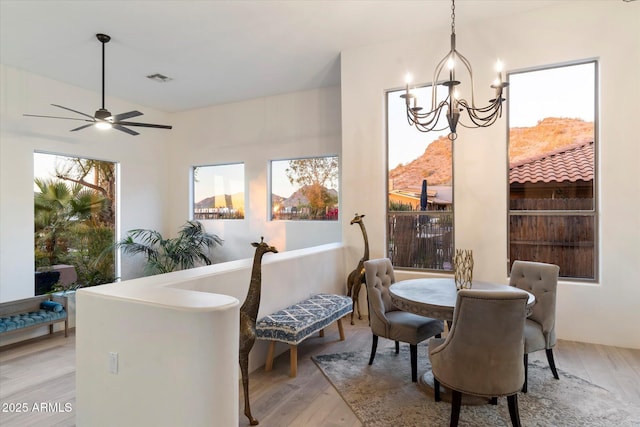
[{"left": 418, "top": 372, "right": 491, "bottom": 406}]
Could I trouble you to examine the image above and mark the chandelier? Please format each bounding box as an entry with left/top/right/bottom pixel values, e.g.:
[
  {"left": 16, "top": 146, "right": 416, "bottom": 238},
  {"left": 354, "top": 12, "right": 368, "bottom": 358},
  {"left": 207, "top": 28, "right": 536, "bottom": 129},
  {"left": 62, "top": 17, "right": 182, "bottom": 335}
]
[{"left": 401, "top": 0, "right": 508, "bottom": 140}]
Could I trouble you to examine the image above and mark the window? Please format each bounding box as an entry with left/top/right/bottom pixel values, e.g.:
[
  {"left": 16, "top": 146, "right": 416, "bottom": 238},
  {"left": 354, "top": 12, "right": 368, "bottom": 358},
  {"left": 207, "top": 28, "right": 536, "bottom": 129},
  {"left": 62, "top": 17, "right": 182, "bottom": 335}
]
[
  {"left": 193, "top": 163, "right": 245, "bottom": 220},
  {"left": 387, "top": 86, "right": 453, "bottom": 271},
  {"left": 270, "top": 156, "right": 339, "bottom": 221},
  {"left": 508, "top": 61, "right": 597, "bottom": 280},
  {"left": 34, "top": 152, "right": 117, "bottom": 291}
]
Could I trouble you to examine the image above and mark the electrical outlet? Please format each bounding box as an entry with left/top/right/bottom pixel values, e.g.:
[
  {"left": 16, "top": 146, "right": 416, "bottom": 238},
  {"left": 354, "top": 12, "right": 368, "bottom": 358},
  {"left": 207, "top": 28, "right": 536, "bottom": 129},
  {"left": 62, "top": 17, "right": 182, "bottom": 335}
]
[{"left": 109, "top": 352, "right": 118, "bottom": 374}]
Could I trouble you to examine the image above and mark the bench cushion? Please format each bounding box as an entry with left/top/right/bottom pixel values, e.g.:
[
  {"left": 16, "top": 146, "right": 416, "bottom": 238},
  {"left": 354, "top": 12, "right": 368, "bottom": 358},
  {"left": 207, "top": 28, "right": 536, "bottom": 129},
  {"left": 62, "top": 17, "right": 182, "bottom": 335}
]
[
  {"left": 0, "top": 309, "right": 67, "bottom": 333},
  {"left": 256, "top": 294, "right": 352, "bottom": 345}
]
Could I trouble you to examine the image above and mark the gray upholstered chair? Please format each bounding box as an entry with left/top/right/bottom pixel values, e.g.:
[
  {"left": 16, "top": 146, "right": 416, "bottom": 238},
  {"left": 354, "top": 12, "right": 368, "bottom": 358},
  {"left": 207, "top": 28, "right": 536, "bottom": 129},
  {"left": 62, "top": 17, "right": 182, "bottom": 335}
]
[
  {"left": 364, "top": 258, "right": 443, "bottom": 382},
  {"left": 509, "top": 260, "right": 560, "bottom": 392},
  {"left": 429, "top": 289, "right": 529, "bottom": 427}
]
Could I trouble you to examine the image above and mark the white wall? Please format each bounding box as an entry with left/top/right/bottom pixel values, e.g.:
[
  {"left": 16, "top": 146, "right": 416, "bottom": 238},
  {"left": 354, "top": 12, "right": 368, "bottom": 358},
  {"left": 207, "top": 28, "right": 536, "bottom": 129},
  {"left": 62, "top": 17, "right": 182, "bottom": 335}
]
[
  {"left": 0, "top": 65, "right": 172, "bottom": 300},
  {"left": 166, "top": 87, "right": 342, "bottom": 262},
  {"left": 341, "top": 1, "right": 640, "bottom": 348},
  {"left": 76, "top": 243, "right": 346, "bottom": 426}
]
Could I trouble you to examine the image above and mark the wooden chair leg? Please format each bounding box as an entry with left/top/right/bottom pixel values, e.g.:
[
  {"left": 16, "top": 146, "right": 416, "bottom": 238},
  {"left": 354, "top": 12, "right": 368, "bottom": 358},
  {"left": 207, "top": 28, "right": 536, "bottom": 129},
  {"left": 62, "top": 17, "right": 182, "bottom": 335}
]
[
  {"left": 410, "top": 344, "right": 418, "bottom": 382},
  {"left": 434, "top": 377, "right": 441, "bottom": 402},
  {"left": 395, "top": 340, "right": 400, "bottom": 354},
  {"left": 319, "top": 328, "right": 324, "bottom": 337},
  {"left": 507, "top": 394, "right": 522, "bottom": 427},
  {"left": 368, "top": 334, "right": 378, "bottom": 365},
  {"left": 522, "top": 353, "right": 528, "bottom": 393},
  {"left": 546, "top": 348, "right": 560, "bottom": 380},
  {"left": 450, "top": 390, "right": 462, "bottom": 427}
]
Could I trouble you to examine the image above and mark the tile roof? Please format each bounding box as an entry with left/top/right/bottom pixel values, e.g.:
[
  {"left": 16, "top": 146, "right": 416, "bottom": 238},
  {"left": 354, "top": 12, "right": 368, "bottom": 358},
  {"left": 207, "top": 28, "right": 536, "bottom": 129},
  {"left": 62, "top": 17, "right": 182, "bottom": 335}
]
[{"left": 509, "top": 140, "right": 594, "bottom": 184}]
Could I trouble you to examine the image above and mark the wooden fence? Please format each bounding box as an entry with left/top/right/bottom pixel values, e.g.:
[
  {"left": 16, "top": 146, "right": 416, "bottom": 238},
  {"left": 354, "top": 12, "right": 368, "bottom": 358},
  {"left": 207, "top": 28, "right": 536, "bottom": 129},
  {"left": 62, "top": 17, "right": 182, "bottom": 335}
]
[
  {"left": 388, "top": 212, "right": 453, "bottom": 271},
  {"left": 509, "top": 214, "right": 595, "bottom": 279}
]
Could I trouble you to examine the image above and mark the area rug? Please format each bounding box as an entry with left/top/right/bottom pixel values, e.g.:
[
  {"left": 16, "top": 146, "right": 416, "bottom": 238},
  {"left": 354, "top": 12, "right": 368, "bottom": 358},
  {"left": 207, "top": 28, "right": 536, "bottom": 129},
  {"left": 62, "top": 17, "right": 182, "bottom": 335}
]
[{"left": 312, "top": 345, "right": 640, "bottom": 427}]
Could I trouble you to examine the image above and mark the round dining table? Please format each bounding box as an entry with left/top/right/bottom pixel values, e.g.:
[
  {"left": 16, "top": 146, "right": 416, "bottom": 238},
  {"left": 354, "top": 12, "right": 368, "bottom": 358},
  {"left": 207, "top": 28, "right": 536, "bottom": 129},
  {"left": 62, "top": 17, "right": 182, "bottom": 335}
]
[{"left": 389, "top": 277, "right": 535, "bottom": 323}]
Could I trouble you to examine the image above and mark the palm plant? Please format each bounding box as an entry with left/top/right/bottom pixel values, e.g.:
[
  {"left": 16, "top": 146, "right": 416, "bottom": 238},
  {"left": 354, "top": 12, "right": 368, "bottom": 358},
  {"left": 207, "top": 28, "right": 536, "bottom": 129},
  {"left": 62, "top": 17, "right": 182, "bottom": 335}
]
[
  {"left": 115, "top": 220, "right": 223, "bottom": 276},
  {"left": 34, "top": 178, "right": 109, "bottom": 267}
]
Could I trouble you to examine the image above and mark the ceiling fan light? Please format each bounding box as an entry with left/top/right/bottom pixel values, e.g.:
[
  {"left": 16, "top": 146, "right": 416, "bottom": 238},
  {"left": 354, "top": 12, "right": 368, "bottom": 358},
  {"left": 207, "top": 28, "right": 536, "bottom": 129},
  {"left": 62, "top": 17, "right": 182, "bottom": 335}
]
[{"left": 95, "top": 121, "right": 112, "bottom": 130}]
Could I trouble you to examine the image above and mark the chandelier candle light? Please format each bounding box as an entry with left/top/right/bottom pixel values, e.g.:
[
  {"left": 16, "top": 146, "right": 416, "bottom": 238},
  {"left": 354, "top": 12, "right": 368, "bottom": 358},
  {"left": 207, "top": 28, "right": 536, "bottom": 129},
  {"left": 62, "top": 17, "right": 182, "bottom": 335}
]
[{"left": 401, "top": 0, "right": 508, "bottom": 140}]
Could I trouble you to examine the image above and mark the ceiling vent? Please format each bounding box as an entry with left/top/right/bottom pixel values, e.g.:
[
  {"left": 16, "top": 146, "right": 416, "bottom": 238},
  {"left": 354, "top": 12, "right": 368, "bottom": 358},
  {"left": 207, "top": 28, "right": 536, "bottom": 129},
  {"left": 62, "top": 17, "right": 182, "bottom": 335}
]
[{"left": 146, "top": 73, "right": 173, "bottom": 83}]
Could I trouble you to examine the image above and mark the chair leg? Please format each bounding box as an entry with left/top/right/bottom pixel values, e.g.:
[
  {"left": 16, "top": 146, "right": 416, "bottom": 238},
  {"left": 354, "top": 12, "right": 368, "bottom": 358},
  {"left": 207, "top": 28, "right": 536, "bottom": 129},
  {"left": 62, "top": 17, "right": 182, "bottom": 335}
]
[
  {"left": 434, "top": 377, "right": 441, "bottom": 402},
  {"left": 395, "top": 341, "right": 400, "bottom": 354},
  {"left": 450, "top": 390, "right": 462, "bottom": 427},
  {"left": 368, "top": 334, "right": 379, "bottom": 365},
  {"left": 410, "top": 344, "right": 417, "bottom": 382},
  {"left": 522, "top": 353, "right": 528, "bottom": 393},
  {"left": 507, "top": 394, "right": 522, "bottom": 427},
  {"left": 490, "top": 397, "right": 498, "bottom": 405},
  {"left": 546, "top": 348, "right": 560, "bottom": 380}
]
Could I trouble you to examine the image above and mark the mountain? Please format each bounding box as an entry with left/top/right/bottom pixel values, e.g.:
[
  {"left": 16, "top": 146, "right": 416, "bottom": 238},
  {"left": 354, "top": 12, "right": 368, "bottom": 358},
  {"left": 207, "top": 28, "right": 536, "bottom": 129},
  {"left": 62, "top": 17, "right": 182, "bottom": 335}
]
[
  {"left": 195, "top": 192, "right": 245, "bottom": 210},
  {"left": 509, "top": 117, "right": 594, "bottom": 164},
  {"left": 276, "top": 185, "right": 338, "bottom": 208},
  {"left": 389, "top": 135, "right": 453, "bottom": 189},
  {"left": 389, "top": 117, "right": 594, "bottom": 189}
]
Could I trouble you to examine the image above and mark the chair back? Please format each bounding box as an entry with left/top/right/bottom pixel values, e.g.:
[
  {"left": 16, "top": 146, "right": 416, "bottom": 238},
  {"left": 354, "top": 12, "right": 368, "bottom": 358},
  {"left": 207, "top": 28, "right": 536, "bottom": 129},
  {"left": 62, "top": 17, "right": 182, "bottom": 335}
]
[
  {"left": 509, "top": 260, "right": 559, "bottom": 346},
  {"left": 364, "top": 258, "right": 396, "bottom": 335},
  {"left": 430, "top": 290, "right": 529, "bottom": 397}
]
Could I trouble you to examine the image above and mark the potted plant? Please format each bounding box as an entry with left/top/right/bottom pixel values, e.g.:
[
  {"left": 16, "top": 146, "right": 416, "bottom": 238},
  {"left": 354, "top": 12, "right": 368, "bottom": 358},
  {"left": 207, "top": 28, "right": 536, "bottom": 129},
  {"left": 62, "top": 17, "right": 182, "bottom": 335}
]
[{"left": 115, "top": 220, "right": 223, "bottom": 276}]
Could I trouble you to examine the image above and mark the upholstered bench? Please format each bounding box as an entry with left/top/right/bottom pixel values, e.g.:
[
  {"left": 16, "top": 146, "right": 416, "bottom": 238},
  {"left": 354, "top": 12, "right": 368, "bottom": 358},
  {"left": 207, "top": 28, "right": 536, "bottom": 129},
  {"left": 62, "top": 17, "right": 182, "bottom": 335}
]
[
  {"left": 256, "top": 294, "right": 352, "bottom": 377},
  {"left": 0, "top": 294, "right": 68, "bottom": 342}
]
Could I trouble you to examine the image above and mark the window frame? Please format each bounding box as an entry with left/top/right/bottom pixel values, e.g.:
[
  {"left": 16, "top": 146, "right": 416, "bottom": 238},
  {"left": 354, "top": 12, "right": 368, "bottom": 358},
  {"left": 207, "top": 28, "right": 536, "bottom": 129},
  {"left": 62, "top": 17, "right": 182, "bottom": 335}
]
[
  {"left": 269, "top": 155, "right": 340, "bottom": 222},
  {"left": 506, "top": 59, "right": 599, "bottom": 281},
  {"left": 385, "top": 84, "right": 455, "bottom": 272},
  {"left": 191, "top": 162, "right": 246, "bottom": 221}
]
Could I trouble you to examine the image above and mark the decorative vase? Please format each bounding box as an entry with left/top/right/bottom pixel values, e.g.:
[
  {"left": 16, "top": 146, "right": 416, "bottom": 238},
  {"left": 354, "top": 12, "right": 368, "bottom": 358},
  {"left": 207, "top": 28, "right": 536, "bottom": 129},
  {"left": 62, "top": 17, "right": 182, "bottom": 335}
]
[{"left": 453, "top": 249, "right": 474, "bottom": 290}]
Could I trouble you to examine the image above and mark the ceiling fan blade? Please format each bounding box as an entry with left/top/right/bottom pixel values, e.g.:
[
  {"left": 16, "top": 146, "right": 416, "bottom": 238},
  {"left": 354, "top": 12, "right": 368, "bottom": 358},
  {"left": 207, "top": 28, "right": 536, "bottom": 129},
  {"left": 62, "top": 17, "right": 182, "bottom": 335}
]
[
  {"left": 70, "top": 124, "right": 95, "bottom": 132},
  {"left": 23, "top": 114, "right": 95, "bottom": 123},
  {"left": 113, "top": 124, "right": 140, "bottom": 136},
  {"left": 112, "top": 110, "right": 143, "bottom": 121},
  {"left": 116, "top": 121, "right": 172, "bottom": 130},
  {"left": 51, "top": 104, "right": 96, "bottom": 120}
]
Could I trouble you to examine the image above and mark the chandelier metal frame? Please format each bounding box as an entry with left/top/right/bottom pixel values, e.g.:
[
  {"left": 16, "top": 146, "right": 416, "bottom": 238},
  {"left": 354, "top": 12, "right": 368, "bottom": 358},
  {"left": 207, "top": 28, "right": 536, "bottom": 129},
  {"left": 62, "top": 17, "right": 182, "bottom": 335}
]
[{"left": 401, "top": 0, "right": 509, "bottom": 140}]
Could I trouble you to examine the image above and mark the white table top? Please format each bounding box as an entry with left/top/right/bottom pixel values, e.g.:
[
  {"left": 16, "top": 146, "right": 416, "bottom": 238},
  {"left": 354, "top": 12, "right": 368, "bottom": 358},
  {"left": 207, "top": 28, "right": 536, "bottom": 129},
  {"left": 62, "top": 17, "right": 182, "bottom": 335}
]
[{"left": 389, "top": 278, "right": 535, "bottom": 322}]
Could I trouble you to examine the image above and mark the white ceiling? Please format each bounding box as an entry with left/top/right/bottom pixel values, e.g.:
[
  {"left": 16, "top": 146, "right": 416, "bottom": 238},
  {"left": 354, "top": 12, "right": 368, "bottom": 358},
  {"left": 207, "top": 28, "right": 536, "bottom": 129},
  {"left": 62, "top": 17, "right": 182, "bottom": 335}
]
[{"left": 1, "top": 0, "right": 567, "bottom": 113}]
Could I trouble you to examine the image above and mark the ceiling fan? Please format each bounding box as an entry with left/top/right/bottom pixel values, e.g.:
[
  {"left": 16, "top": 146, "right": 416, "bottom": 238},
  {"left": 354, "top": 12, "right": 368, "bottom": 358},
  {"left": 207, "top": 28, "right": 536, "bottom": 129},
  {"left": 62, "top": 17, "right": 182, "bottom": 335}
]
[{"left": 24, "top": 33, "right": 172, "bottom": 136}]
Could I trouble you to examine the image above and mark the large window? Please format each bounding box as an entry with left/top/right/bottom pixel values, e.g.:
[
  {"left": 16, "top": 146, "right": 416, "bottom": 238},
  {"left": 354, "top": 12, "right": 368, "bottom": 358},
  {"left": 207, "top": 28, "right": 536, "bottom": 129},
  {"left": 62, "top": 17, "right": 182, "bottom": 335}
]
[
  {"left": 508, "top": 61, "right": 597, "bottom": 280},
  {"left": 270, "top": 156, "right": 339, "bottom": 221},
  {"left": 387, "top": 87, "right": 453, "bottom": 271},
  {"left": 34, "top": 152, "right": 117, "bottom": 292},
  {"left": 192, "top": 163, "right": 245, "bottom": 220}
]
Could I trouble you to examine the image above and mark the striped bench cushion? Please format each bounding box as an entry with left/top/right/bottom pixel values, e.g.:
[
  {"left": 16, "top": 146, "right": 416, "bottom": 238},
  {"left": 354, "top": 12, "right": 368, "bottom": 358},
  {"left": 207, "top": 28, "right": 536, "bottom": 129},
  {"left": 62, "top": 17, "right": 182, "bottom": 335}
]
[{"left": 256, "top": 294, "right": 352, "bottom": 345}]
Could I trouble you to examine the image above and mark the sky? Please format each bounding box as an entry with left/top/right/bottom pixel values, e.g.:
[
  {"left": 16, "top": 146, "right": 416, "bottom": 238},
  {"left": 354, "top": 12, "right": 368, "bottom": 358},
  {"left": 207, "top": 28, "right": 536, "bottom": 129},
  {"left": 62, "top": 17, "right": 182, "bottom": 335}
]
[
  {"left": 193, "top": 163, "right": 244, "bottom": 203},
  {"left": 388, "top": 61, "right": 595, "bottom": 168}
]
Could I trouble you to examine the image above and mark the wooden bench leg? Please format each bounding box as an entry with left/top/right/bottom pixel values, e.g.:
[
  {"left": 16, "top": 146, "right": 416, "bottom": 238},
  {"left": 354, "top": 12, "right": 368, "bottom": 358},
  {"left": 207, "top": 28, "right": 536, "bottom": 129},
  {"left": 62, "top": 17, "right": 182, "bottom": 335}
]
[
  {"left": 289, "top": 345, "right": 298, "bottom": 378},
  {"left": 64, "top": 320, "right": 68, "bottom": 338},
  {"left": 337, "top": 318, "right": 345, "bottom": 341},
  {"left": 265, "top": 341, "right": 276, "bottom": 372},
  {"left": 319, "top": 328, "right": 324, "bottom": 337}
]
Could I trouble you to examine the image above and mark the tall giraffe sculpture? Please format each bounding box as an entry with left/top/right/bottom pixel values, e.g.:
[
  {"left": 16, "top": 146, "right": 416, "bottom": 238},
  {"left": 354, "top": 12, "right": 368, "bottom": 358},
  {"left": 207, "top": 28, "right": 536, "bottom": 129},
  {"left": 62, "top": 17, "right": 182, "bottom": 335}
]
[
  {"left": 240, "top": 237, "right": 278, "bottom": 426},
  {"left": 347, "top": 213, "right": 369, "bottom": 325}
]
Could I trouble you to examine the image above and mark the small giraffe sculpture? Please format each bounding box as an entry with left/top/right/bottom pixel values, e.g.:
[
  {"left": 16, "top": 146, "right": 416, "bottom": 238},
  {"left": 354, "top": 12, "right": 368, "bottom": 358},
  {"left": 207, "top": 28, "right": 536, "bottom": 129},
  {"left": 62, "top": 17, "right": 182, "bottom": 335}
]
[
  {"left": 240, "top": 237, "right": 278, "bottom": 426},
  {"left": 347, "top": 213, "right": 369, "bottom": 325}
]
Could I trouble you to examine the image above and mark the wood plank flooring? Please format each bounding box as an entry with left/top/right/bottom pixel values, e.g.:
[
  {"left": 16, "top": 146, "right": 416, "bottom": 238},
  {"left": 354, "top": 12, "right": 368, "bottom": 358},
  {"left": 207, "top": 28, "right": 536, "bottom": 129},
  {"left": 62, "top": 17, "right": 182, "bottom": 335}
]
[{"left": 1, "top": 318, "right": 639, "bottom": 427}]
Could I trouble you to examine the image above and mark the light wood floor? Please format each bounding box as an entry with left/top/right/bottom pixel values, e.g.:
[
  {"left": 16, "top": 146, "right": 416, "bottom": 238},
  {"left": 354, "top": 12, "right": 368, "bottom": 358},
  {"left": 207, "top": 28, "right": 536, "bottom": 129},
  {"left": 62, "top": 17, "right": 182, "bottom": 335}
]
[{"left": 1, "top": 319, "right": 639, "bottom": 427}]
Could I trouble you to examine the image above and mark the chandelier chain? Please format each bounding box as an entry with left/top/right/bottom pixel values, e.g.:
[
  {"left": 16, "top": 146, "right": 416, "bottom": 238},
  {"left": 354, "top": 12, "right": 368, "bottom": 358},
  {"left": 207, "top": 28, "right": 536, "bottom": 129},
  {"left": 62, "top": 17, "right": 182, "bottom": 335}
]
[{"left": 451, "top": 0, "right": 456, "bottom": 35}]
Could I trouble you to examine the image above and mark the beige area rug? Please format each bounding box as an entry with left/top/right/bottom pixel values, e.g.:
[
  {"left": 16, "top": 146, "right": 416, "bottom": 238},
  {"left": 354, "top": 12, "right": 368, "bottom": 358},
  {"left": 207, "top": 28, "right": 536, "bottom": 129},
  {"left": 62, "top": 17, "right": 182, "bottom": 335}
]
[{"left": 312, "top": 344, "right": 640, "bottom": 427}]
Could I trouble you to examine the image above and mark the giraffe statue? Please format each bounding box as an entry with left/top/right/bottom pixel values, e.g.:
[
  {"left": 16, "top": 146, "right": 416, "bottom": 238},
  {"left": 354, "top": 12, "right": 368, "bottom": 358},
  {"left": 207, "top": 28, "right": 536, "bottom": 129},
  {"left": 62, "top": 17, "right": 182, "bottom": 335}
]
[
  {"left": 347, "top": 213, "right": 369, "bottom": 325},
  {"left": 240, "top": 237, "right": 278, "bottom": 426}
]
